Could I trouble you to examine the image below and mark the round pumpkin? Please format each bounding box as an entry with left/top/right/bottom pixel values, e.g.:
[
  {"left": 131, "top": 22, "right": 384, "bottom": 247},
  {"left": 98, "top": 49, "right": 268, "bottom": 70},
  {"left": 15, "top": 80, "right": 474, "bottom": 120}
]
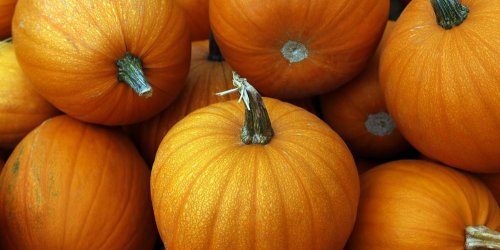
[
  {"left": 320, "top": 21, "right": 410, "bottom": 159},
  {"left": 151, "top": 74, "right": 359, "bottom": 249},
  {"left": 174, "top": 0, "right": 210, "bottom": 41},
  {"left": 0, "top": 40, "right": 59, "bottom": 149},
  {"left": 12, "top": 0, "right": 191, "bottom": 125},
  {"left": 0, "top": 0, "right": 16, "bottom": 39},
  {"left": 347, "top": 159, "right": 500, "bottom": 249},
  {"left": 0, "top": 115, "right": 157, "bottom": 249},
  {"left": 209, "top": 0, "right": 389, "bottom": 99},
  {"left": 480, "top": 173, "right": 500, "bottom": 205},
  {"left": 380, "top": 0, "right": 500, "bottom": 173}
]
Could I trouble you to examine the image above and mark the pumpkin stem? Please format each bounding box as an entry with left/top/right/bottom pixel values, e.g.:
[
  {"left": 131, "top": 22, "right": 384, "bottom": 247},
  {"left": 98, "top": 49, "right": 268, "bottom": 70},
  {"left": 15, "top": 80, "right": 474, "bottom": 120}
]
[
  {"left": 116, "top": 52, "right": 153, "bottom": 97},
  {"left": 208, "top": 33, "right": 224, "bottom": 62},
  {"left": 431, "top": 0, "right": 469, "bottom": 30},
  {"left": 281, "top": 40, "right": 308, "bottom": 63},
  {"left": 216, "top": 72, "right": 274, "bottom": 144},
  {"left": 365, "top": 112, "right": 396, "bottom": 137},
  {"left": 465, "top": 225, "right": 500, "bottom": 250}
]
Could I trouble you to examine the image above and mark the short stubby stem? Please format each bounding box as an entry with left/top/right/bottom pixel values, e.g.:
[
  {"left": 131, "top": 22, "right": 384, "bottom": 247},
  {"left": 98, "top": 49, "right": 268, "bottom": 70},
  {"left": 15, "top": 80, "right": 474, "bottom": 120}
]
[
  {"left": 116, "top": 52, "right": 153, "bottom": 97},
  {"left": 465, "top": 225, "right": 500, "bottom": 250},
  {"left": 431, "top": 0, "right": 469, "bottom": 30},
  {"left": 281, "top": 40, "right": 308, "bottom": 63},
  {"left": 365, "top": 112, "right": 396, "bottom": 136}
]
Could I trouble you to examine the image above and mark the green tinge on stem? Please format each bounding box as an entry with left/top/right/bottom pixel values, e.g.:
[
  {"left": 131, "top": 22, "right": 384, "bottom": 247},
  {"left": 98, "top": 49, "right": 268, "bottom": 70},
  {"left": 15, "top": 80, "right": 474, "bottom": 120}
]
[
  {"left": 465, "top": 225, "right": 500, "bottom": 250},
  {"left": 431, "top": 0, "right": 469, "bottom": 30},
  {"left": 116, "top": 52, "right": 153, "bottom": 97}
]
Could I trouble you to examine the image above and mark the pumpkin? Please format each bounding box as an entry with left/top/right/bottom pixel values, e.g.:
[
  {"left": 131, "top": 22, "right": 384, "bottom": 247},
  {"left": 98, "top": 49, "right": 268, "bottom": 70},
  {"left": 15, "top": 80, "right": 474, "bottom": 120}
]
[
  {"left": 0, "top": 0, "right": 16, "bottom": 39},
  {"left": 480, "top": 173, "right": 500, "bottom": 205},
  {"left": 379, "top": 0, "right": 500, "bottom": 173},
  {"left": 0, "top": 115, "right": 157, "bottom": 249},
  {"left": 346, "top": 160, "right": 500, "bottom": 249},
  {"left": 174, "top": 0, "right": 210, "bottom": 41},
  {"left": 320, "top": 21, "right": 410, "bottom": 159},
  {"left": 130, "top": 36, "right": 237, "bottom": 165},
  {"left": 0, "top": 40, "right": 59, "bottom": 149},
  {"left": 209, "top": 0, "right": 389, "bottom": 99},
  {"left": 12, "top": 0, "right": 191, "bottom": 125},
  {"left": 151, "top": 73, "right": 359, "bottom": 249}
]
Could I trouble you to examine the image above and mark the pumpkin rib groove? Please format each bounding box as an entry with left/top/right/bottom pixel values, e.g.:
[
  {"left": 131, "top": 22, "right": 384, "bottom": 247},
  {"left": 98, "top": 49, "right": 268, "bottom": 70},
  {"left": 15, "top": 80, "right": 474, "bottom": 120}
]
[
  {"left": 250, "top": 149, "right": 258, "bottom": 250},
  {"left": 111, "top": 1, "right": 128, "bottom": 52}
]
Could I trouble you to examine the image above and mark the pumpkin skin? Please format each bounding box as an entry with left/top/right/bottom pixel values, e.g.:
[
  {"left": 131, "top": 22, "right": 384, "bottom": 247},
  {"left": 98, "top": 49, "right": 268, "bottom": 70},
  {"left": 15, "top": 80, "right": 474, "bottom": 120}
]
[
  {"left": 0, "top": 41, "right": 59, "bottom": 149},
  {"left": 151, "top": 98, "right": 359, "bottom": 249},
  {"left": 0, "top": 0, "right": 16, "bottom": 39},
  {"left": 12, "top": 0, "right": 191, "bottom": 125},
  {"left": 380, "top": 0, "right": 500, "bottom": 173},
  {"left": 480, "top": 173, "right": 500, "bottom": 205},
  {"left": 0, "top": 115, "right": 157, "bottom": 249},
  {"left": 209, "top": 0, "right": 389, "bottom": 99},
  {"left": 174, "top": 0, "right": 210, "bottom": 41},
  {"left": 320, "top": 21, "right": 410, "bottom": 159},
  {"left": 346, "top": 160, "right": 500, "bottom": 249}
]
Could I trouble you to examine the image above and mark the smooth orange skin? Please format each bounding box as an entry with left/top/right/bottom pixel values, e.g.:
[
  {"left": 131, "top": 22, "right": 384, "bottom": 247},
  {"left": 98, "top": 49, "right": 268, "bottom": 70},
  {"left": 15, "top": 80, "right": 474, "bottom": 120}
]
[
  {"left": 209, "top": 0, "right": 389, "bottom": 99},
  {"left": 346, "top": 160, "right": 500, "bottom": 249},
  {"left": 0, "top": 115, "right": 157, "bottom": 249},
  {"left": 174, "top": 0, "right": 210, "bottom": 41},
  {"left": 0, "top": 42, "right": 59, "bottom": 149},
  {"left": 321, "top": 21, "right": 410, "bottom": 159},
  {"left": 0, "top": 0, "right": 16, "bottom": 39},
  {"left": 129, "top": 40, "right": 237, "bottom": 165},
  {"left": 12, "top": 0, "right": 191, "bottom": 125},
  {"left": 152, "top": 98, "right": 360, "bottom": 250},
  {"left": 380, "top": 0, "right": 500, "bottom": 173},
  {"left": 480, "top": 173, "right": 500, "bottom": 205}
]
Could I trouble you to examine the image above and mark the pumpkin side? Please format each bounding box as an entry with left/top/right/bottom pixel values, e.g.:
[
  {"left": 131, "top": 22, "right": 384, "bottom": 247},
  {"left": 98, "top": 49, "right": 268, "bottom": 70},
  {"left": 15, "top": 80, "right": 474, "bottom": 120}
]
[
  {"left": 0, "top": 0, "right": 16, "bottom": 39},
  {"left": 174, "top": 0, "right": 210, "bottom": 41}
]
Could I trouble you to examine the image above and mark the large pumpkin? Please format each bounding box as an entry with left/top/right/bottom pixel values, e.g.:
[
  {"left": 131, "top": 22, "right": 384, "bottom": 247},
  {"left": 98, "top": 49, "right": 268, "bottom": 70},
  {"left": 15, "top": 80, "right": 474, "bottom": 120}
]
[
  {"left": 151, "top": 73, "right": 359, "bottom": 249},
  {"left": 347, "top": 160, "right": 500, "bottom": 249},
  {"left": 0, "top": 115, "right": 157, "bottom": 249},
  {"left": 320, "top": 21, "right": 410, "bottom": 159},
  {"left": 0, "top": 0, "right": 16, "bottom": 39},
  {"left": 380, "top": 0, "right": 500, "bottom": 173},
  {"left": 0, "top": 40, "right": 59, "bottom": 149},
  {"left": 174, "top": 0, "right": 210, "bottom": 41},
  {"left": 209, "top": 0, "right": 389, "bottom": 99},
  {"left": 12, "top": 0, "right": 191, "bottom": 125},
  {"left": 480, "top": 173, "right": 500, "bottom": 205}
]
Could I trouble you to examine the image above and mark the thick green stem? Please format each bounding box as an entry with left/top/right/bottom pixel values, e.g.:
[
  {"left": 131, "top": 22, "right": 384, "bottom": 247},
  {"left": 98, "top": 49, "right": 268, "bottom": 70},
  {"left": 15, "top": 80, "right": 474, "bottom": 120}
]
[
  {"left": 465, "top": 225, "right": 500, "bottom": 250},
  {"left": 116, "top": 52, "right": 152, "bottom": 97},
  {"left": 208, "top": 33, "right": 224, "bottom": 62},
  {"left": 431, "top": 0, "right": 469, "bottom": 30}
]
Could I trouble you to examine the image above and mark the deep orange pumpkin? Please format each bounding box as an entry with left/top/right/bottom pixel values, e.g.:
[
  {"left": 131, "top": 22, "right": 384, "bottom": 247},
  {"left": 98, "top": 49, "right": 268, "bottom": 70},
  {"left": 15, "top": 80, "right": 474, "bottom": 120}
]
[
  {"left": 0, "top": 115, "right": 157, "bottom": 249},
  {"left": 347, "top": 160, "right": 500, "bottom": 249},
  {"left": 480, "top": 173, "right": 500, "bottom": 205},
  {"left": 320, "top": 21, "right": 410, "bottom": 159},
  {"left": 0, "top": 0, "right": 16, "bottom": 39},
  {"left": 0, "top": 40, "right": 59, "bottom": 149},
  {"left": 12, "top": 0, "right": 191, "bottom": 125},
  {"left": 151, "top": 74, "right": 359, "bottom": 249},
  {"left": 380, "top": 0, "right": 500, "bottom": 173},
  {"left": 209, "top": 0, "right": 389, "bottom": 99},
  {"left": 174, "top": 0, "right": 210, "bottom": 41}
]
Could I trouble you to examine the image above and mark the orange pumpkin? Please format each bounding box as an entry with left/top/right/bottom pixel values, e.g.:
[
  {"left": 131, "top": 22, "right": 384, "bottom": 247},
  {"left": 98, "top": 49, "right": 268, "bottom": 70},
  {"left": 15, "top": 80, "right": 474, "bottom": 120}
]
[
  {"left": 130, "top": 37, "right": 237, "bottom": 165},
  {"left": 174, "top": 0, "right": 210, "bottom": 41},
  {"left": 12, "top": 0, "right": 191, "bottom": 125},
  {"left": 209, "top": 0, "right": 389, "bottom": 99},
  {"left": 380, "top": 0, "right": 500, "bottom": 173},
  {"left": 0, "top": 0, "right": 16, "bottom": 39},
  {"left": 480, "top": 173, "right": 500, "bottom": 205},
  {"left": 346, "top": 160, "right": 500, "bottom": 249},
  {"left": 0, "top": 115, "right": 157, "bottom": 249},
  {"left": 151, "top": 74, "right": 359, "bottom": 249},
  {"left": 320, "top": 21, "right": 410, "bottom": 159},
  {"left": 0, "top": 40, "right": 59, "bottom": 149}
]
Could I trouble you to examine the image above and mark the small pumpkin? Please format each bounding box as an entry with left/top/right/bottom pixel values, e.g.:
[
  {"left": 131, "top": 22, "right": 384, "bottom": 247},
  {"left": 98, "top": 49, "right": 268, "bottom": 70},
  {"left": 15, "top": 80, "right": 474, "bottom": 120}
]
[
  {"left": 320, "top": 21, "right": 410, "bottom": 159},
  {"left": 174, "top": 0, "right": 210, "bottom": 41},
  {"left": 346, "top": 160, "right": 500, "bottom": 249},
  {"left": 0, "top": 115, "right": 157, "bottom": 249},
  {"left": 0, "top": 0, "right": 16, "bottom": 39},
  {"left": 209, "top": 0, "right": 389, "bottom": 99},
  {"left": 380, "top": 0, "right": 500, "bottom": 173},
  {"left": 480, "top": 173, "right": 500, "bottom": 205},
  {"left": 0, "top": 40, "right": 59, "bottom": 149},
  {"left": 12, "top": 0, "right": 191, "bottom": 125},
  {"left": 151, "top": 73, "right": 359, "bottom": 249}
]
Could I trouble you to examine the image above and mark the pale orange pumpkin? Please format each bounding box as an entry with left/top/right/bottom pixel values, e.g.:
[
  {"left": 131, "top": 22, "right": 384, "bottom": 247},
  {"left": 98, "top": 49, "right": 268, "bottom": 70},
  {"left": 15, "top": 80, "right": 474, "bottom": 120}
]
[
  {"left": 12, "top": 0, "right": 191, "bottom": 125},
  {"left": 0, "top": 0, "right": 16, "bottom": 39},
  {"left": 380, "top": 0, "right": 500, "bottom": 173},
  {"left": 346, "top": 160, "right": 500, "bottom": 249},
  {"left": 0, "top": 40, "right": 59, "bottom": 149},
  {"left": 174, "top": 0, "right": 210, "bottom": 41},
  {"left": 0, "top": 115, "right": 157, "bottom": 249},
  {"left": 151, "top": 73, "right": 359, "bottom": 249}
]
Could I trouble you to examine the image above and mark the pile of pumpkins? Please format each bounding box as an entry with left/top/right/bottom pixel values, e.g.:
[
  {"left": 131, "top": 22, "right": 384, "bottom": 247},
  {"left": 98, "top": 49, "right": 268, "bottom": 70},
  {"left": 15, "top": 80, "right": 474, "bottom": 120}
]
[{"left": 0, "top": 0, "right": 499, "bottom": 249}]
